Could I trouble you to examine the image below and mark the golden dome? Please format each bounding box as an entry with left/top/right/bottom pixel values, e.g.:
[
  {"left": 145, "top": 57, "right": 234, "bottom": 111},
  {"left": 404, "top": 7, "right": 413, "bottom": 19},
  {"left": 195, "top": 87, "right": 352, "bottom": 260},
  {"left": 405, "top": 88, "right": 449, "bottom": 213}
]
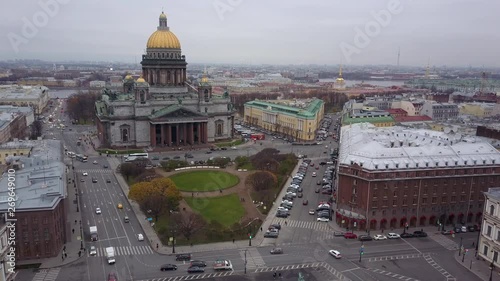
[
  {"left": 136, "top": 77, "right": 146, "bottom": 83},
  {"left": 159, "top": 12, "right": 167, "bottom": 19},
  {"left": 147, "top": 30, "right": 181, "bottom": 49},
  {"left": 125, "top": 75, "right": 133, "bottom": 80}
]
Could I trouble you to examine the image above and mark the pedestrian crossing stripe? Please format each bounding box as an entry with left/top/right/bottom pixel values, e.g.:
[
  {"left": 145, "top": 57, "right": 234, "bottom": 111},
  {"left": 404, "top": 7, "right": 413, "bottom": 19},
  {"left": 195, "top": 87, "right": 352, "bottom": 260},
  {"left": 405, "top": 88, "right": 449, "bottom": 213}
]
[
  {"left": 135, "top": 271, "right": 234, "bottom": 281},
  {"left": 271, "top": 218, "right": 332, "bottom": 232},
  {"left": 76, "top": 169, "right": 113, "bottom": 173},
  {"left": 91, "top": 246, "right": 154, "bottom": 257},
  {"left": 367, "top": 268, "right": 420, "bottom": 281},
  {"left": 241, "top": 247, "right": 266, "bottom": 269},
  {"left": 32, "top": 268, "right": 60, "bottom": 281},
  {"left": 427, "top": 233, "right": 459, "bottom": 250}
]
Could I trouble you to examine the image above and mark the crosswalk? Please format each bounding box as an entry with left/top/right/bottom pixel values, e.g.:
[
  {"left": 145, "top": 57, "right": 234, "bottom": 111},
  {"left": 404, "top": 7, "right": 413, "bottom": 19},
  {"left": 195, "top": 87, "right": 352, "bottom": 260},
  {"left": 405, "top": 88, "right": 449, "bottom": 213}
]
[
  {"left": 91, "top": 246, "right": 154, "bottom": 257},
  {"left": 32, "top": 268, "right": 60, "bottom": 281},
  {"left": 367, "top": 268, "right": 420, "bottom": 281},
  {"left": 242, "top": 247, "right": 265, "bottom": 269},
  {"left": 136, "top": 271, "right": 234, "bottom": 281},
  {"left": 76, "top": 169, "right": 113, "bottom": 174},
  {"left": 423, "top": 254, "right": 456, "bottom": 280},
  {"left": 428, "top": 233, "right": 459, "bottom": 250},
  {"left": 367, "top": 253, "right": 424, "bottom": 262},
  {"left": 270, "top": 218, "right": 332, "bottom": 232}
]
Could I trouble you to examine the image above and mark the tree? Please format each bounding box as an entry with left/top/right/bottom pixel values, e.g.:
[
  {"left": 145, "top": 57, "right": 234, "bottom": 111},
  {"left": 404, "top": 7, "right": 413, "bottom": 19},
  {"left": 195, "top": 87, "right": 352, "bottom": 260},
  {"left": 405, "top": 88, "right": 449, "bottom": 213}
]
[
  {"left": 246, "top": 171, "right": 277, "bottom": 191},
  {"left": 172, "top": 213, "right": 206, "bottom": 241},
  {"left": 128, "top": 178, "right": 182, "bottom": 221},
  {"left": 120, "top": 163, "right": 145, "bottom": 181},
  {"left": 30, "top": 120, "right": 43, "bottom": 139},
  {"left": 66, "top": 91, "right": 101, "bottom": 123}
]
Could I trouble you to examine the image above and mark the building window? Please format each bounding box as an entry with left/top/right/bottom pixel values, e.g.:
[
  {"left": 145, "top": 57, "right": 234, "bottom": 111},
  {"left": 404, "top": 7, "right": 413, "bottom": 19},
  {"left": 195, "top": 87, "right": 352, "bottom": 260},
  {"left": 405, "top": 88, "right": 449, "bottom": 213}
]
[
  {"left": 487, "top": 225, "right": 492, "bottom": 237},
  {"left": 44, "top": 228, "right": 50, "bottom": 241},
  {"left": 43, "top": 217, "right": 48, "bottom": 225},
  {"left": 495, "top": 252, "right": 499, "bottom": 263},
  {"left": 392, "top": 200, "right": 397, "bottom": 206},
  {"left": 484, "top": 245, "right": 489, "bottom": 256},
  {"left": 432, "top": 197, "right": 437, "bottom": 204},
  {"left": 490, "top": 204, "right": 495, "bottom": 216}
]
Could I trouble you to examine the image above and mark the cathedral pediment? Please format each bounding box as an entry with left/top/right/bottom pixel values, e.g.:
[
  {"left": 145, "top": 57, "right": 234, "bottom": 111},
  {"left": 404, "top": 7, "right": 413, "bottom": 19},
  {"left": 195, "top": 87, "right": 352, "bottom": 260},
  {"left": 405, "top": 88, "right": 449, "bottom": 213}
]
[{"left": 149, "top": 105, "right": 206, "bottom": 121}]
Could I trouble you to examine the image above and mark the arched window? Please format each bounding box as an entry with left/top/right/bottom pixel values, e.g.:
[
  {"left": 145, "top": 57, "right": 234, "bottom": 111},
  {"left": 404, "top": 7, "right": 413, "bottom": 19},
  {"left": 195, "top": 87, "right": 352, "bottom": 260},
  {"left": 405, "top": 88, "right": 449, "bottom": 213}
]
[
  {"left": 140, "top": 91, "right": 146, "bottom": 103},
  {"left": 204, "top": 89, "right": 209, "bottom": 102},
  {"left": 490, "top": 204, "right": 495, "bottom": 216},
  {"left": 216, "top": 123, "right": 223, "bottom": 136},
  {"left": 120, "top": 125, "right": 130, "bottom": 142}
]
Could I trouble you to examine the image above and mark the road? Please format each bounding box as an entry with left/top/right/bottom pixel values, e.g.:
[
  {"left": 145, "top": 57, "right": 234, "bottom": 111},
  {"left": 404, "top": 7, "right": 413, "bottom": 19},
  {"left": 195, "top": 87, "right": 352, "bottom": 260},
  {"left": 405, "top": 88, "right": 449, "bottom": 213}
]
[{"left": 18, "top": 107, "right": 482, "bottom": 281}]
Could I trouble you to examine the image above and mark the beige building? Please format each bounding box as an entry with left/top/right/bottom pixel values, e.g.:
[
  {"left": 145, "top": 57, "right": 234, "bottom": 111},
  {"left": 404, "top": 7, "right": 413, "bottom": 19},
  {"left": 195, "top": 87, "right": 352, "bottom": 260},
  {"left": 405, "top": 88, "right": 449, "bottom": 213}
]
[
  {"left": 0, "top": 85, "right": 49, "bottom": 115},
  {"left": 0, "top": 141, "right": 33, "bottom": 164},
  {"left": 243, "top": 98, "right": 324, "bottom": 141},
  {"left": 479, "top": 188, "right": 500, "bottom": 266},
  {"left": 459, "top": 103, "right": 500, "bottom": 118}
]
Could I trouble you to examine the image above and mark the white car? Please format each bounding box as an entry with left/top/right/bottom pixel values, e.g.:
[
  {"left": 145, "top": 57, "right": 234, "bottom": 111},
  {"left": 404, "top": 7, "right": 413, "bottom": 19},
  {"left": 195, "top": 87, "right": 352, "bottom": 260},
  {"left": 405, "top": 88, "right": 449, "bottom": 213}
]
[
  {"left": 282, "top": 200, "right": 293, "bottom": 205},
  {"left": 317, "top": 217, "right": 329, "bottom": 222},
  {"left": 312, "top": 172, "right": 317, "bottom": 177},
  {"left": 387, "top": 233, "right": 401, "bottom": 239},
  {"left": 82, "top": 172, "right": 88, "bottom": 176},
  {"left": 308, "top": 209, "right": 315, "bottom": 215},
  {"left": 89, "top": 246, "right": 97, "bottom": 256},
  {"left": 93, "top": 160, "right": 98, "bottom": 164},
  {"left": 286, "top": 192, "right": 297, "bottom": 197},
  {"left": 231, "top": 146, "right": 237, "bottom": 150},
  {"left": 278, "top": 207, "right": 290, "bottom": 212},
  {"left": 137, "top": 234, "right": 144, "bottom": 241},
  {"left": 95, "top": 208, "right": 101, "bottom": 214},
  {"left": 329, "top": 250, "right": 341, "bottom": 259},
  {"left": 373, "top": 234, "right": 387, "bottom": 240}
]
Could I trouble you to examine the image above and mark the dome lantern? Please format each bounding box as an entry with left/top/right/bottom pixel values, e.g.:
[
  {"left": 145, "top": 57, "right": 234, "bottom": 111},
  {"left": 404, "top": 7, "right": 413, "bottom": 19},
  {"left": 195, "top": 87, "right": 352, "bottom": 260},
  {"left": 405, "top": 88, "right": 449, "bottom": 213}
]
[{"left": 146, "top": 11, "right": 181, "bottom": 49}]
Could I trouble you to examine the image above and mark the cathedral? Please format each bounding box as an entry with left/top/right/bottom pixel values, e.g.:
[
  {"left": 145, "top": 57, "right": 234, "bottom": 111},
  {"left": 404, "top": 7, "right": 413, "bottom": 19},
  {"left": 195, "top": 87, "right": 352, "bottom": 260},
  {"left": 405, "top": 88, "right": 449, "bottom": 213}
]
[{"left": 95, "top": 12, "right": 235, "bottom": 148}]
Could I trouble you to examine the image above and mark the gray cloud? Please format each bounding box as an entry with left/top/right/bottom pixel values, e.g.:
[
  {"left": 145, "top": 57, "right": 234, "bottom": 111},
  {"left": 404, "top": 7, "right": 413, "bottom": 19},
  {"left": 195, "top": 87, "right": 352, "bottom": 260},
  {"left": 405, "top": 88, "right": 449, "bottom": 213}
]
[{"left": 0, "top": 0, "right": 498, "bottom": 66}]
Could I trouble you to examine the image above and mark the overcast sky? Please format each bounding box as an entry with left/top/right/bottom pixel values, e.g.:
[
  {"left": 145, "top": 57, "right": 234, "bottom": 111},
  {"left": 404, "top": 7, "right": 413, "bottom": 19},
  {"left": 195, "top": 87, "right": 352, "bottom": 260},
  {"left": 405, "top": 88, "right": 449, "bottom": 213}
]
[{"left": 1, "top": 0, "right": 498, "bottom": 67}]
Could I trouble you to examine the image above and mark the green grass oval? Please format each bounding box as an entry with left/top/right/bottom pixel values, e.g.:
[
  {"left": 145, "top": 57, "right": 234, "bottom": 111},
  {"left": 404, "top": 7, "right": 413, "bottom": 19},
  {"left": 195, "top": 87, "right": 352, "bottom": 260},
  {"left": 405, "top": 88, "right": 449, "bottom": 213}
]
[{"left": 169, "top": 170, "right": 239, "bottom": 192}]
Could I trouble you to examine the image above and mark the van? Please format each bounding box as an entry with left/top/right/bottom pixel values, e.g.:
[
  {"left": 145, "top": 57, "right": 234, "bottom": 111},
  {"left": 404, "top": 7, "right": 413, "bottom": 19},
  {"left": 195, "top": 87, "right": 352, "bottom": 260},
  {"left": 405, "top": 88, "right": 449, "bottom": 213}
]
[
  {"left": 124, "top": 216, "right": 129, "bottom": 223},
  {"left": 176, "top": 253, "right": 192, "bottom": 261}
]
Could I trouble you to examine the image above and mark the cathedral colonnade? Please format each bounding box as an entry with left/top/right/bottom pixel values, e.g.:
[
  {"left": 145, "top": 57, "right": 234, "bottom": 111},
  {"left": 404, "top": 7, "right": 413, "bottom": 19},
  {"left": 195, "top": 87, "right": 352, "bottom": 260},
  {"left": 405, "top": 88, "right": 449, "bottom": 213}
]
[
  {"left": 143, "top": 68, "right": 187, "bottom": 86},
  {"left": 150, "top": 122, "right": 208, "bottom": 146}
]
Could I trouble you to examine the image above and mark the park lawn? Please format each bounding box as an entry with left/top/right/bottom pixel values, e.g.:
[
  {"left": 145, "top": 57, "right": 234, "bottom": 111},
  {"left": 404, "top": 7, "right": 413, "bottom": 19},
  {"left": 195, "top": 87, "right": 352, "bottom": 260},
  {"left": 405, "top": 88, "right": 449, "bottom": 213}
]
[
  {"left": 184, "top": 194, "right": 245, "bottom": 227},
  {"left": 169, "top": 170, "right": 239, "bottom": 192}
]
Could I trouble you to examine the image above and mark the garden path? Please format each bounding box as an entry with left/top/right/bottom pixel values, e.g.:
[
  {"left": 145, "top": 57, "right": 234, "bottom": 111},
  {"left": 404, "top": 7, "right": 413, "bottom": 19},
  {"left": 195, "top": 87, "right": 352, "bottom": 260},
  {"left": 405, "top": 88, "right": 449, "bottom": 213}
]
[{"left": 155, "top": 166, "right": 265, "bottom": 221}]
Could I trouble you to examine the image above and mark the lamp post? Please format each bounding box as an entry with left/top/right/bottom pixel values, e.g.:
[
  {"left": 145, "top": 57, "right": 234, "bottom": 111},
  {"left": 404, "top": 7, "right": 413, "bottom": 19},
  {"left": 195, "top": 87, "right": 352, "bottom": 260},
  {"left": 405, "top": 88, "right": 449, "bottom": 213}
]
[
  {"left": 459, "top": 237, "right": 463, "bottom": 256},
  {"left": 489, "top": 262, "right": 494, "bottom": 281},
  {"left": 359, "top": 243, "right": 364, "bottom": 262},
  {"left": 243, "top": 249, "right": 247, "bottom": 274}
]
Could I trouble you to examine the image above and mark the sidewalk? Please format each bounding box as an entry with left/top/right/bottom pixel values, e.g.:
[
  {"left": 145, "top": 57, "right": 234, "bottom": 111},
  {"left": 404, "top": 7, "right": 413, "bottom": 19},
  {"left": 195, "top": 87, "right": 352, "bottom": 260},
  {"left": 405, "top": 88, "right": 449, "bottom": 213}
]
[
  {"left": 454, "top": 246, "right": 498, "bottom": 281},
  {"left": 18, "top": 158, "right": 85, "bottom": 269},
  {"left": 107, "top": 157, "right": 265, "bottom": 255}
]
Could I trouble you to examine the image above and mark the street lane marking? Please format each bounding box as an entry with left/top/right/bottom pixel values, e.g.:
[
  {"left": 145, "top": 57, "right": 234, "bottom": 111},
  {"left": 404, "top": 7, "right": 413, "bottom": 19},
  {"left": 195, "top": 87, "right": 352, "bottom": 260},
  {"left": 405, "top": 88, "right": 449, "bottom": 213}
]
[
  {"left": 32, "top": 268, "right": 61, "bottom": 281},
  {"left": 134, "top": 271, "right": 234, "bottom": 281},
  {"left": 423, "top": 254, "right": 455, "bottom": 280},
  {"left": 90, "top": 245, "right": 154, "bottom": 257},
  {"left": 367, "top": 268, "right": 420, "bottom": 281},
  {"left": 366, "top": 253, "right": 424, "bottom": 262}
]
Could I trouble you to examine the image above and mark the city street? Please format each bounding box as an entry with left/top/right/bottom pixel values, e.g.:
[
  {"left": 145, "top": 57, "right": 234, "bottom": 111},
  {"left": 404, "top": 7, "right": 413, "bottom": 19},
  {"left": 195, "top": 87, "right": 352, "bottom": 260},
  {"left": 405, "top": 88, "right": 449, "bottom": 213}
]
[{"left": 17, "top": 109, "right": 483, "bottom": 281}]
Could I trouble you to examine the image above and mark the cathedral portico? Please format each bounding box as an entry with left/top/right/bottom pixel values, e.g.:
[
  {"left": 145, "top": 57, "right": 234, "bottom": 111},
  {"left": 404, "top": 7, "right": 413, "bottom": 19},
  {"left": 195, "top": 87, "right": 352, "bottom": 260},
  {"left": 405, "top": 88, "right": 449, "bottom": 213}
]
[{"left": 94, "top": 11, "right": 235, "bottom": 149}]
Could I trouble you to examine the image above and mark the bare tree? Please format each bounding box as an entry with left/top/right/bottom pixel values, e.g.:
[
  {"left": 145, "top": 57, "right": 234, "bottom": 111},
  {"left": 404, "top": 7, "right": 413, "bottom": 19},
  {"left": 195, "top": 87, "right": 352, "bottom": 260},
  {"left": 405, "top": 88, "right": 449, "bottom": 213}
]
[
  {"left": 173, "top": 213, "right": 206, "bottom": 241},
  {"left": 30, "top": 120, "right": 43, "bottom": 139},
  {"left": 247, "top": 171, "right": 277, "bottom": 191}
]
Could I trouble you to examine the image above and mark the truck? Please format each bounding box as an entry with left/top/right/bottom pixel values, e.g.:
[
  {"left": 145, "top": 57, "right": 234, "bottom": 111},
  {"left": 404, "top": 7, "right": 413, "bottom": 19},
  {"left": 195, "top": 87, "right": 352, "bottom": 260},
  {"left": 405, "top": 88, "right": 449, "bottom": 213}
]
[
  {"left": 213, "top": 259, "right": 233, "bottom": 271},
  {"left": 89, "top": 226, "right": 98, "bottom": 241},
  {"left": 105, "top": 247, "right": 116, "bottom": 264}
]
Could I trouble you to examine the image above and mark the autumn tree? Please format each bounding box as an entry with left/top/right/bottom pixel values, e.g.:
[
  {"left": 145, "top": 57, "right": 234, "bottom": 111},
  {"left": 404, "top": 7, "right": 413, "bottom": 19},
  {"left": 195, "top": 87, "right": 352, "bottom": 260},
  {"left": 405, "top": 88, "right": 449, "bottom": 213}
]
[
  {"left": 66, "top": 91, "right": 101, "bottom": 123},
  {"left": 172, "top": 213, "right": 206, "bottom": 241},
  {"left": 128, "top": 178, "right": 182, "bottom": 221},
  {"left": 246, "top": 171, "right": 277, "bottom": 191}
]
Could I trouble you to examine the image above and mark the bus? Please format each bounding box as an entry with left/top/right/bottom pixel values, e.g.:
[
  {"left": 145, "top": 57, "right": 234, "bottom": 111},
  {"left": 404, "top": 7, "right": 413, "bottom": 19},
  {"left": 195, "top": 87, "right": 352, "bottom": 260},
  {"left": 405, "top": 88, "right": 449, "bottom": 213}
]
[
  {"left": 76, "top": 154, "right": 88, "bottom": 162},
  {"left": 125, "top": 153, "right": 149, "bottom": 162}
]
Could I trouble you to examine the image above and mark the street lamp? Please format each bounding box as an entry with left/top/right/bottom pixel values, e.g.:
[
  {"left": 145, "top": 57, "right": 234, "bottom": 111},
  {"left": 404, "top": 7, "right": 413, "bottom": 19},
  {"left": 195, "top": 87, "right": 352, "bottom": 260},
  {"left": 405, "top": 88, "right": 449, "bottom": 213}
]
[
  {"left": 490, "top": 262, "right": 494, "bottom": 281},
  {"left": 459, "top": 237, "right": 463, "bottom": 256},
  {"left": 359, "top": 243, "right": 364, "bottom": 262}
]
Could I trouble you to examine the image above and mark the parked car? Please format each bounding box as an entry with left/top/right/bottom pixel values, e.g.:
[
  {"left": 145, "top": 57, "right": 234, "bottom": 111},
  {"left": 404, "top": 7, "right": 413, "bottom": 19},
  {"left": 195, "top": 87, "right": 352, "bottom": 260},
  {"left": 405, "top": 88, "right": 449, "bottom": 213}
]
[
  {"left": 317, "top": 217, "right": 329, "bottom": 222},
  {"left": 302, "top": 200, "right": 308, "bottom": 205},
  {"left": 270, "top": 247, "right": 283, "bottom": 254},
  {"left": 175, "top": 253, "right": 192, "bottom": 261},
  {"left": 297, "top": 193, "right": 303, "bottom": 198},
  {"left": 359, "top": 235, "right": 373, "bottom": 241},
  {"left": 107, "top": 273, "right": 118, "bottom": 281},
  {"left": 413, "top": 231, "right": 427, "bottom": 237},
  {"left": 373, "top": 234, "right": 387, "bottom": 240},
  {"left": 270, "top": 224, "right": 281, "bottom": 230},
  {"left": 387, "top": 233, "right": 400, "bottom": 239},
  {"left": 400, "top": 232, "right": 414, "bottom": 238},
  {"left": 315, "top": 187, "right": 320, "bottom": 193},
  {"left": 344, "top": 232, "right": 357, "bottom": 239},
  {"left": 309, "top": 209, "right": 315, "bottom": 215},
  {"left": 160, "top": 264, "right": 178, "bottom": 271},
  {"left": 329, "top": 250, "right": 341, "bottom": 259},
  {"left": 467, "top": 225, "right": 479, "bottom": 232}
]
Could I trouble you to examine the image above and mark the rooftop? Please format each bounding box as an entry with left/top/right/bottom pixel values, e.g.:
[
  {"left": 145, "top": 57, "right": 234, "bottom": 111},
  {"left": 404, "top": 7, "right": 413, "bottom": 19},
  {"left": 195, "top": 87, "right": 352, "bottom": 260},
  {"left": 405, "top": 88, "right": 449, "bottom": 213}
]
[
  {"left": 0, "top": 85, "right": 49, "bottom": 100},
  {"left": 485, "top": 187, "right": 500, "bottom": 202},
  {"left": 0, "top": 105, "right": 34, "bottom": 115},
  {"left": 0, "top": 140, "right": 66, "bottom": 211},
  {"left": 339, "top": 123, "right": 500, "bottom": 171},
  {"left": 244, "top": 98, "right": 323, "bottom": 119}
]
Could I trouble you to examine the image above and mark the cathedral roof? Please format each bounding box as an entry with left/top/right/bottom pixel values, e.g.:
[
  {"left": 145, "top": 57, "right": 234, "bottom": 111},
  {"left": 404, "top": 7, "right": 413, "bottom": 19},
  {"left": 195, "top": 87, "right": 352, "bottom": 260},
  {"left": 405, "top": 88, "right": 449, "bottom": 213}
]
[{"left": 146, "top": 12, "right": 181, "bottom": 49}]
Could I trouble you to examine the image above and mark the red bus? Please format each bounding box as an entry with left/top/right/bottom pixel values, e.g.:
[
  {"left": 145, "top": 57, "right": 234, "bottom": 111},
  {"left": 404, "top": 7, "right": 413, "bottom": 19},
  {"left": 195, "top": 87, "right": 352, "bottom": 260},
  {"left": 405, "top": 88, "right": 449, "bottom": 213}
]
[{"left": 250, "top": 133, "right": 265, "bottom": 140}]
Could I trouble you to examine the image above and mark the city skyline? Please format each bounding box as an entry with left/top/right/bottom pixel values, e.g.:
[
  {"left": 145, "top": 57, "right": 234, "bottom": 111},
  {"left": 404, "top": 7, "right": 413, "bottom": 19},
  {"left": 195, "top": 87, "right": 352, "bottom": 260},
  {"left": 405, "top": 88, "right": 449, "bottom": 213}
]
[{"left": 1, "top": 0, "right": 499, "bottom": 67}]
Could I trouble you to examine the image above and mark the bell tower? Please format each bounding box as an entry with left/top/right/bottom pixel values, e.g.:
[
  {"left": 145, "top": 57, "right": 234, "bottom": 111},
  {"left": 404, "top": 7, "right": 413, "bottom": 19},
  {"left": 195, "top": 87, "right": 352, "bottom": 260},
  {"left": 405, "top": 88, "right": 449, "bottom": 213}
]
[
  {"left": 198, "top": 71, "right": 212, "bottom": 103},
  {"left": 134, "top": 77, "right": 149, "bottom": 104}
]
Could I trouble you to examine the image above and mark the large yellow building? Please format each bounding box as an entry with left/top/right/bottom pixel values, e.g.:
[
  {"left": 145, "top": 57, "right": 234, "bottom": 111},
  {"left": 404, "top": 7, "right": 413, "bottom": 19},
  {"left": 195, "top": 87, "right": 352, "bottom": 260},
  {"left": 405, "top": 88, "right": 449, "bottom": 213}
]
[
  {"left": 243, "top": 98, "right": 324, "bottom": 141},
  {"left": 0, "top": 140, "right": 33, "bottom": 164}
]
